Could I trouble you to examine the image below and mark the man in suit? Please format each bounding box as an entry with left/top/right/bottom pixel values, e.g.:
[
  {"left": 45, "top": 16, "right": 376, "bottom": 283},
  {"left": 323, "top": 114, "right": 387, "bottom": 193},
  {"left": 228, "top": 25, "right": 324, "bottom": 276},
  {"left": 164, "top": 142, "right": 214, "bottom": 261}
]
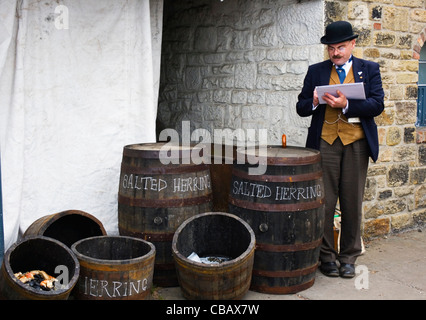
[{"left": 296, "top": 21, "right": 384, "bottom": 278}]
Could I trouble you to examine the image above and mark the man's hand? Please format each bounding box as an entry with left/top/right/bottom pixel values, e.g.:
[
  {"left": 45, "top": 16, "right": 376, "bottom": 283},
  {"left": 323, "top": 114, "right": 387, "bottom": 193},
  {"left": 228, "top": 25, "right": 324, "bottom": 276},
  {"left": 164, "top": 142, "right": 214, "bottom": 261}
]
[
  {"left": 313, "top": 88, "right": 319, "bottom": 107},
  {"left": 322, "top": 90, "right": 347, "bottom": 108}
]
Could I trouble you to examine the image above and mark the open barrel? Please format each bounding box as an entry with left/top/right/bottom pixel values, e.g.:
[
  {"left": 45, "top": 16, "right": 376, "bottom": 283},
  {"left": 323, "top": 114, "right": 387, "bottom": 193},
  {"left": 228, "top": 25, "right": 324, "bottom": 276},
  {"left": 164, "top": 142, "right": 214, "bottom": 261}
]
[
  {"left": 0, "top": 236, "right": 79, "bottom": 300},
  {"left": 172, "top": 212, "right": 255, "bottom": 300},
  {"left": 118, "top": 142, "right": 213, "bottom": 286},
  {"left": 71, "top": 235, "right": 155, "bottom": 300},
  {"left": 229, "top": 146, "right": 325, "bottom": 294},
  {"left": 23, "top": 210, "right": 106, "bottom": 248}
]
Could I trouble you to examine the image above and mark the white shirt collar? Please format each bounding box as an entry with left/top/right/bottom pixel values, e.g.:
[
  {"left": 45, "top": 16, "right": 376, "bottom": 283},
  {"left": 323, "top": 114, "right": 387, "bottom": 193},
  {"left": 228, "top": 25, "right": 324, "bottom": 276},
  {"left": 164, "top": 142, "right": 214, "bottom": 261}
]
[{"left": 334, "top": 55, "right": 353, "bottom": 74}]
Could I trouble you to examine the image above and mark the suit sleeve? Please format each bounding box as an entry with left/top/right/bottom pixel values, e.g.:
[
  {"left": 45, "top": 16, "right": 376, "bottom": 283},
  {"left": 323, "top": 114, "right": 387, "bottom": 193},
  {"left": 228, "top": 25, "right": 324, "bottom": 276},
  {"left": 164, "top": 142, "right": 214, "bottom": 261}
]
[
  {"left": 346, "top": 62, "right": 384, "bottom": 119},
  {"left": 296, "top": 66, "right": 319, "bottom": 117}
]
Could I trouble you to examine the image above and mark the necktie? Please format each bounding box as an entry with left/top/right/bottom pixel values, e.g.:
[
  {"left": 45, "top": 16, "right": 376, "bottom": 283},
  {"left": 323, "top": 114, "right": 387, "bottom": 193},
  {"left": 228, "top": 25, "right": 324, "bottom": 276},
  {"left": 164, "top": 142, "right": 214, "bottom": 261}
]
[{"left": 336, "top": 65, "right": 345, "bottom": 84}]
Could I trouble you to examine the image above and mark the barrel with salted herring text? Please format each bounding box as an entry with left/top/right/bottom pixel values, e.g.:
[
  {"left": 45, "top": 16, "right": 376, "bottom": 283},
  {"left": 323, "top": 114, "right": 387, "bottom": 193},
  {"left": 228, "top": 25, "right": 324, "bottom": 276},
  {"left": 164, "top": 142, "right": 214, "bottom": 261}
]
[
  {"left": 229, "top": 146, "right": 325, "bottom": 294},
  {"left": 118, "top": 142, "right": 213, "bottom": 287}
]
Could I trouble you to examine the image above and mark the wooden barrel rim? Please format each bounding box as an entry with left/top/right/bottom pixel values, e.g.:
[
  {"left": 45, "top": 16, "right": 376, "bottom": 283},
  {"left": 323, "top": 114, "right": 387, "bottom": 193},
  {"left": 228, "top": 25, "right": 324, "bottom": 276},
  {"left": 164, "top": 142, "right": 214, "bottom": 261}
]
[
  {"left": 236, "top": 145, "right": 321, "bottom": 166},
  {"left": 123, "top": 142, "right": 206, "bottom": 159},
  {"left": 2, "top": 236, "right": 80, "bottom": 297},
  {"left": 71, "top": 235, "right": 156, "bottom": 268},
  {"left": 172, "top": 212, "right": 255, "bottom": 270},
  {"left": 120, "top": 162, "right": 209, "bottom": 175},
  {"left": 23, "top": 209, "right": 106, "bottom": 237}
]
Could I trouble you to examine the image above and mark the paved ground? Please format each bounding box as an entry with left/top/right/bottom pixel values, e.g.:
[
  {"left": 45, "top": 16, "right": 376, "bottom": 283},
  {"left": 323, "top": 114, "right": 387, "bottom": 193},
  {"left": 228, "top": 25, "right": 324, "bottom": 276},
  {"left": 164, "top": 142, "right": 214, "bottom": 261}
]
[{"left": 154, "top": 228, "right": 426, "bottom": 300}]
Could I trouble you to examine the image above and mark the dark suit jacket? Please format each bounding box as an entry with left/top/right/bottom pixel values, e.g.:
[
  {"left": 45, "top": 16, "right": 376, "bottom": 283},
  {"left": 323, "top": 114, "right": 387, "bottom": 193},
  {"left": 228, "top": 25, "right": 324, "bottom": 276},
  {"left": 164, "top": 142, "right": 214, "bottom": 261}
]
[{"left": 296, "top": 56, "right": 384, "bottom": 162}]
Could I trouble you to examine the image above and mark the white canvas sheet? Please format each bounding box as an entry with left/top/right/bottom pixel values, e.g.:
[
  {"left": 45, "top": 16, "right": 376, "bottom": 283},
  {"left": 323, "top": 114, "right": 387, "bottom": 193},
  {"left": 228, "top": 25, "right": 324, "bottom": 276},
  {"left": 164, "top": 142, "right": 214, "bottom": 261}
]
[{"left": 0, "top": 0, "right": 163, "bottom": 251}]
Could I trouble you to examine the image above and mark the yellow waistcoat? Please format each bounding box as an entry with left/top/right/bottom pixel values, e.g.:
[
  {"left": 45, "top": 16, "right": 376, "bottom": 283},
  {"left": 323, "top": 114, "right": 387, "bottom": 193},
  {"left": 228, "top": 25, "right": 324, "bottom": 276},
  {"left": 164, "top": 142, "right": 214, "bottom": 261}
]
[{"left": 321, "top": 66, "right": 365, "bottom": 145}]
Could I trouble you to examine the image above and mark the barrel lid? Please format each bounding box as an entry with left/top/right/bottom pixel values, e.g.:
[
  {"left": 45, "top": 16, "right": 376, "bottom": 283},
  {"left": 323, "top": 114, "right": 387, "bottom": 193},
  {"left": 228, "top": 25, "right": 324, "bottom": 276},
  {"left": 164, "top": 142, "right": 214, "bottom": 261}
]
[
  {"left": 236, "top": 145, "right": 321, "bottom": 165},
  {"left": 123, "top": 142, "right": 204, "bottom": 159}
]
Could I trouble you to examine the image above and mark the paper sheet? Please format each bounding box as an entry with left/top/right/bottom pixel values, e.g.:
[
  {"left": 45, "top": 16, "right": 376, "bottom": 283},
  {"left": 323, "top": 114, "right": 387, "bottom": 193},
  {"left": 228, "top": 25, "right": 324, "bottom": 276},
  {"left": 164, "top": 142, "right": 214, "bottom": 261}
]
[{"left": 316, "top": 82, "right": 366, "bottom": 104}]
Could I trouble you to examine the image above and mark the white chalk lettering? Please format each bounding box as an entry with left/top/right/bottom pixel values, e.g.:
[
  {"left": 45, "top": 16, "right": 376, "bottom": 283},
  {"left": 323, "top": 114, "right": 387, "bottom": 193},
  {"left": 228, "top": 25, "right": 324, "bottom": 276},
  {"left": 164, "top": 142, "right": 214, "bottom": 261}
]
[
  {"left": 173, "top": 175, "right": 211, "bottom": 193},
  {"left": 232, "top": 181, "right": 271, "bottom": 199},
  {"left": 232, "top": 180, "right": 322, "bottom": 201},
  {"left": 82, "top": 277, "right": 149, "bottom": 298},
  {"left": 122, "top": 175, "right": 167, "bottom": 192},
  {"left": 275, "top": 184, "right": 322, "bottom": 201}
]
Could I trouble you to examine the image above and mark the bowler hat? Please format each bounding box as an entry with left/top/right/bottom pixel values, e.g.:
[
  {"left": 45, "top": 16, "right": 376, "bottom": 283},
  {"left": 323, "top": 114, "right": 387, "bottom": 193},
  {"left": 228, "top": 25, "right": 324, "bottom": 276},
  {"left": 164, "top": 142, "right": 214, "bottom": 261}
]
[{"left": 320, "top": 21, "right": 358, "bottom": 44}]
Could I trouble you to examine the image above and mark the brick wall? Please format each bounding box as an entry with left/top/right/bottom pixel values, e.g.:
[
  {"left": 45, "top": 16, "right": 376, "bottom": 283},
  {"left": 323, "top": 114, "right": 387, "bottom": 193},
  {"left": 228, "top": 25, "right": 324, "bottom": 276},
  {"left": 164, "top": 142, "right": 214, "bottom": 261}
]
[{"left": 158, "top": 0, "right": 426, "bottom": 239}]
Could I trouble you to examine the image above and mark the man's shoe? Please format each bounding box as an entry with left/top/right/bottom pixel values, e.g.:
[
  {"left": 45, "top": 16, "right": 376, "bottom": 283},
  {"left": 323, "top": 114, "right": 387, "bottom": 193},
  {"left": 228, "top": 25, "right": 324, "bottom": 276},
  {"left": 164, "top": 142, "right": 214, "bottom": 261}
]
[
  {"left": 319, "top": 262, "right": 339, "bottom": 277},
  {"left": 339, "top": 263, "right": 355, "bottom": 278}
]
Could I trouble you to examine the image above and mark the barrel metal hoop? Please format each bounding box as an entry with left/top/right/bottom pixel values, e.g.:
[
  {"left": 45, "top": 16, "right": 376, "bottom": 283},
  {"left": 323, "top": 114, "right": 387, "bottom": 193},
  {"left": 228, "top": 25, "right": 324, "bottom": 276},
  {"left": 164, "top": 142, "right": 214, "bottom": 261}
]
[
  {"left": 118, "top": 193, "right": 213, "bottom": 208},
  {"left": 228, "top": 197, "right": 324, "bottom": 212},
  {"left": 250, "top": 278, "right": 315, "bottom": 294},
  {"left": 142, "top": 232, "right": 174, "bottom": 242},
  {"left": 252, "top": 262, "right": 318, "bottom": 278},
  {"left": 255, "top": 238, "right": 322, "bottom": 253},
  {"left": 231, "top": 168, "right": 323, "bottom": 183}
]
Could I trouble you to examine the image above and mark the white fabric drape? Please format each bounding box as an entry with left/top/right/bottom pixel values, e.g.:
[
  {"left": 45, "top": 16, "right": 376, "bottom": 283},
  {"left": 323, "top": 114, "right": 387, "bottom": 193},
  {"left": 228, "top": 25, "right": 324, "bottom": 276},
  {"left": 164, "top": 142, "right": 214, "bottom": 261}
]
[{"left": 0, "top": 0, "right": 163, "bottom": 251}]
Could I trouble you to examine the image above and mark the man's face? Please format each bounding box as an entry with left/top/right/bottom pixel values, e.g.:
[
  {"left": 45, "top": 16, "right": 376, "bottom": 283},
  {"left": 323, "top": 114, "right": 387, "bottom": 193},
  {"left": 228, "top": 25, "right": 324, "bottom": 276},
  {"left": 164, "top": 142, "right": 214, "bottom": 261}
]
[{"left": 327, "top": 39, "right": 356, "bottom": 66}]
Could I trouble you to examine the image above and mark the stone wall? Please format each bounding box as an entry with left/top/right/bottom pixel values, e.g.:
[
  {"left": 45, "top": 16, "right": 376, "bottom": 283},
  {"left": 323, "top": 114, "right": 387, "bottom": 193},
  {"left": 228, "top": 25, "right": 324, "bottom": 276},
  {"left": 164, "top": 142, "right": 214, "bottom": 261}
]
[
  {"left": 157, "top": 0, "right": 426, "bottom": 239},
  {"left": 326, "top": 0, "right": 426, "bottom": 238},
  {"left": 157, "top": 0, "right": 324, "bottom": 146}
]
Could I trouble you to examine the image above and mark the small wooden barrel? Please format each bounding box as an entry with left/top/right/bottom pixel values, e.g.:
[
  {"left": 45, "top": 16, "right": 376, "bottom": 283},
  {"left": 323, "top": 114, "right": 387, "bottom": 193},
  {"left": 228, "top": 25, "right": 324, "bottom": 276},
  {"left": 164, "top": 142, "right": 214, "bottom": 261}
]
[
  {"left": 23, "top": 210, "right": 106, "bottom": 248},
  {"left": 229, "top": 146, "right": 325, "bottom": 294},
  {"left": 0, "top": 236, "right": 80, "bottom": 300},
  {"left": 118, "top": 142, "right": 213, "bottom": 287},
  {"left": 71, "top": 236, "right": 155, "bottom": 300},
  {"left": 172, "top": 212, "right": 255, "bottom": 300}
]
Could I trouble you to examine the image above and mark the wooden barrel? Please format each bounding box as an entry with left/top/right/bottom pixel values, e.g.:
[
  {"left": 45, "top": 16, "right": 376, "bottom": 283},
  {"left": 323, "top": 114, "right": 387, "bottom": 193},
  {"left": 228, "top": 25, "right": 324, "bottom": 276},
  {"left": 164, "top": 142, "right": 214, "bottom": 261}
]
[
  {"left": 208, "top": 143, "right": 236, "bottom": 212},
  {"left": 118, "top": 142, "right": 213, "bottom": 287},
  {"left": 229, "top": 146, "right": 324, "bottom": 294},
  {"left": 23, "top": 210, "right": 106, "bottom": 248},
  {"left": 172, "top": 212, "right": 255, "bottom": 300},
  {"left": 0, "top": 236, "right": 80, "bottom": 300},
  {"left": 71, "top": 235, "right": 155, "bottom": 300}
]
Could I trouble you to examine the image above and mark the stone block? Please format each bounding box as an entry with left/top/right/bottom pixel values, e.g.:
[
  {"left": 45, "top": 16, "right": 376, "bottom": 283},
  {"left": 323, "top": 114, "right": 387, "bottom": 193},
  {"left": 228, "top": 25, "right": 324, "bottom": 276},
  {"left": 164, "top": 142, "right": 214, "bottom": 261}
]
[
  {"left": 387, "top": 163, "right": 409, "bottom": 187},
  {"left": 374, "top": 32, "right": 396, "bottom": 47},
  {"left": 231, "top": 90, "right": 247, "bottom": 104},
  {"left": 234, "top": 63, "right": 256, "bottom": 89},
  {"left": 413, "top": 209, "right": 426, "bottom": 227},
  {"left": 371, "top": 5, "right": 382, "bottom": 20},
  {"left": 386, "top": 127, "right": 401, "bottom": 146},
  {"left": 185, "top": 67, "right": 202, "bottom": 90},
  {"left": 395, "top": 101, "right": 417, "bottom": 124},
  {"left": 253, "top": 25, "right": 278, "bottom": 47},
  {"left": 364, "top": 48, "right": 380, "bottom": 58},
  {"left": 411, "top": 9, "right": 426, "bottom": 23},
  {"left": 364, "top": 177, "right": 377, "bottom": 201},
  {"left": 194, "top": 27, "right": 217, "bottom": 52},
  {"left": 394, "top": 145, "right": 417, "bottom": 162},
  {"left": 396, "top": 72, "right": 418, "bottom": 84},
  {"left": 363, "top": 217, "right": 390, "bottom": 239},
  {"left": 383, "top": 7, "right": 409, "bottom": 31},
  {"left": 376, "top": 107, "right": 394, "bottom": 126},
  {"left": 415, "top": 184, "right": 426, "bottom": 209},
  {"left": 391, "top": 213, "right": 414, "bottom": 232},
  {"left": 404, "top": 127, "right": 416, "bottom": 143},
  {"left": 410, "top": 168, "right": 426, "bottom": 185},
  {"left": 420, "top": 145, "right": 426, "bottom": 166}
]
